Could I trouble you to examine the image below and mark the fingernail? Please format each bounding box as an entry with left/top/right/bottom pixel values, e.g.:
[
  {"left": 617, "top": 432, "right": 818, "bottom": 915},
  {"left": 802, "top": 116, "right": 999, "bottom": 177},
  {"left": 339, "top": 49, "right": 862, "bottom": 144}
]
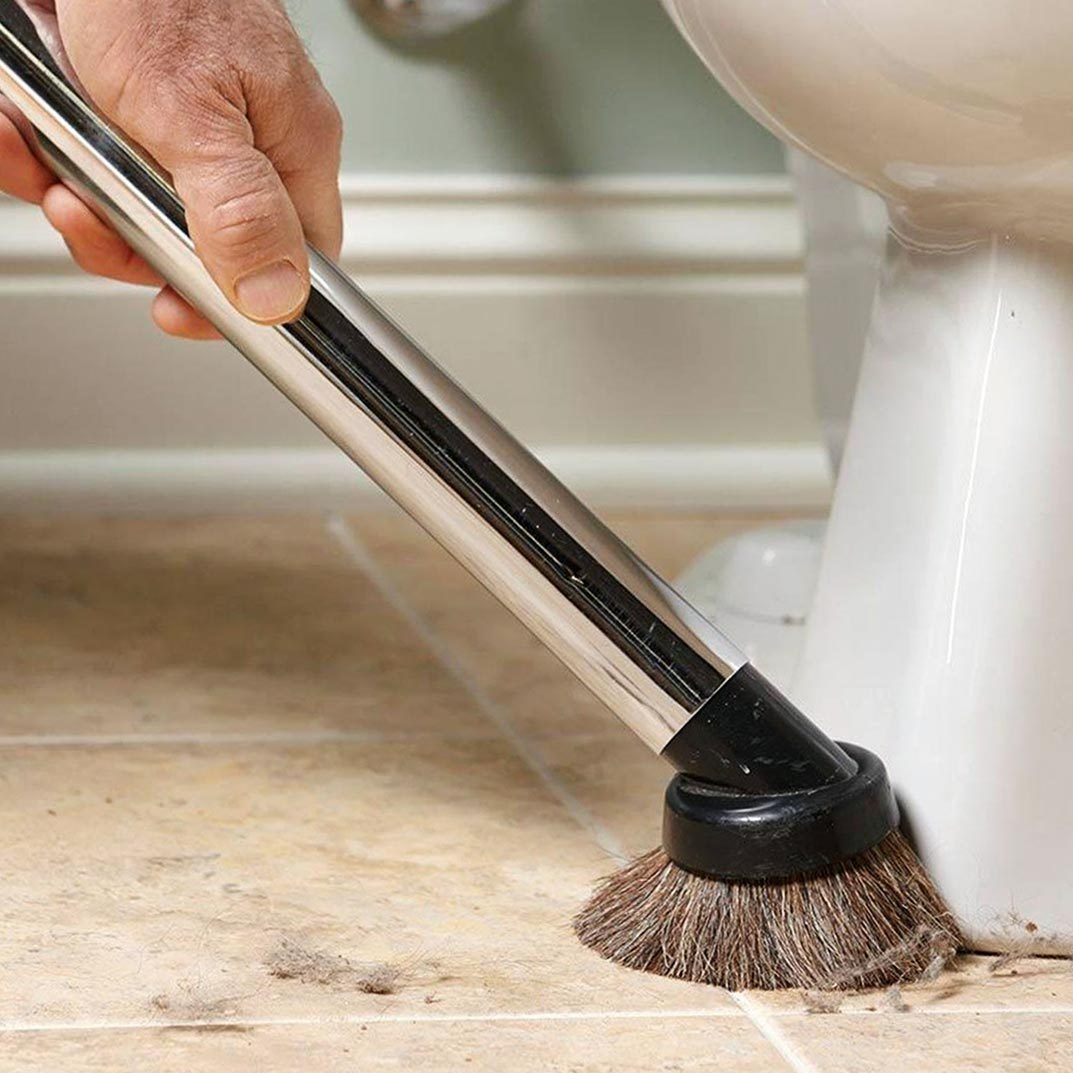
[{"left": 234, "top": 260, "right": 306, "bottom": 323}]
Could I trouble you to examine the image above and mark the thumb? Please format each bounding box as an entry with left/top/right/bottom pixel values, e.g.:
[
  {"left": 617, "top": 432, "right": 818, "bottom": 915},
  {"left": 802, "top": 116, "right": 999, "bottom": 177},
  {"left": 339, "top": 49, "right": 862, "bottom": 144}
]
[
  {"left": 168, "top": 134, "right": 310, "bottom": 325},
  {"left": 52, "top": 0, "right": 315, "bottom": 325}
]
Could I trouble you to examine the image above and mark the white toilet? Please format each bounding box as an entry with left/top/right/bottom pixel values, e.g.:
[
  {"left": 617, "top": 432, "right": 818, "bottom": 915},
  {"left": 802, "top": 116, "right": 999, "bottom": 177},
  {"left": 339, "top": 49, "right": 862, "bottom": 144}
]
[{"left": 666, "top": 0, "right": 1073, "bottom": 951}]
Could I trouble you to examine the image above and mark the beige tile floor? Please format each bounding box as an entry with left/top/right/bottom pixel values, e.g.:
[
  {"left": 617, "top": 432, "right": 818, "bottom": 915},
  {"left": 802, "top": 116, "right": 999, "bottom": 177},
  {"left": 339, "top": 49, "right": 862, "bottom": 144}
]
[{"left": 1, "top": 510, "right": 1070, "bottom": 1072}]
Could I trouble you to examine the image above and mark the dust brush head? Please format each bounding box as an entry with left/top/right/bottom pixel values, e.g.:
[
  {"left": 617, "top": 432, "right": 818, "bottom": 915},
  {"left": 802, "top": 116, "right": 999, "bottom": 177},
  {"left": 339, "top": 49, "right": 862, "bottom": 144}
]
[
  {"left": 574, "top": 831, "right": 961, "bottom": 992},
  {"left": 574, "top": 672, "right": 963, "bottom": 991}
]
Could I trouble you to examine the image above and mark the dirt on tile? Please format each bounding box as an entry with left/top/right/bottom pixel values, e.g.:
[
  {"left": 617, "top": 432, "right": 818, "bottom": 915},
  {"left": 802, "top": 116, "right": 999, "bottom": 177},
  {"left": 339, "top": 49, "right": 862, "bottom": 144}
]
[
  {"left": 883, "top": 985, "right": 910, "bottom": 1012},
  {"left": 795, "top": 928, "right": 964, "bottom": 1014},
  {"left": 801, "top": 990, "right": 843, "bottom": 1014},
  {"left": 149, "top": 990, "right": 250, "bottom": 1032},
  {"left": 145, "top": 853, "right": 222, "bottom": 870},
  {"left": 987, "top": 912, "right": 1072, "bottom": 975},
  {"left": 264, "top": 937, "right": 410, "bottom": 995}
]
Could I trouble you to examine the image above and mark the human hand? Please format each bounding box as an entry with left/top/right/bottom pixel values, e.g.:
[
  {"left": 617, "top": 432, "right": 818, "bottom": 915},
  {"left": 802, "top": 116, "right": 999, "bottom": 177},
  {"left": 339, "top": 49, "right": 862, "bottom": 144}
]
[{"left": 0, "top": 0, "right": 343, "bottom": 339}]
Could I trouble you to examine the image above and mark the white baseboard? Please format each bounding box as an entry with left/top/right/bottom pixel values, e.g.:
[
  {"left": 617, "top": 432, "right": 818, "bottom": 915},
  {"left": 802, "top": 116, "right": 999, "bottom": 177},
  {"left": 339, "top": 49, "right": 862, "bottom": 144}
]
[
  {"left": 0, "top": 445, "right": 831, "bottom": 514},
  {"left": 0, "top": 174, "right": 803, "bottom": 277},
  {"left": 0, "top": 175, "right": 818, "bottom": 512}
]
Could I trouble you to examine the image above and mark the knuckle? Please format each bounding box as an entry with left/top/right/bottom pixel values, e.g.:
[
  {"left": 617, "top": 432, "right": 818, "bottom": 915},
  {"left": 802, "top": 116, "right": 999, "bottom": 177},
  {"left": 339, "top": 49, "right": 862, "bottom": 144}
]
[
  {"left": 99, "top": 44, "right": 175, "bottom": 127},
  {"left": 97, "top": 38, "right": 240, "bottom": 157},
  {"left": 199, "top": 162, "right": 283, "bottom": 255},
  {"left": 315, "top": 92, "right": 344, "bottom": 146}
]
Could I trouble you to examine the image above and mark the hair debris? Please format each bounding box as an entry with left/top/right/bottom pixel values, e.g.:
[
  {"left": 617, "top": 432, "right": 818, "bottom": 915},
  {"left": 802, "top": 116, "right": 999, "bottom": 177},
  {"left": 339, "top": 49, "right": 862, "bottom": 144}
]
[
  {"left": 802, "top": 990, "right": 842, "bottom": 1014},
  {"left": 265, "top": 938, "right": 409, "bottom": 995},
  {"left": 883, "top": 985, "right": 910, "bottom": 1012},
  {"left": 358, "top": 962, "right": 406, "bottom": 996},
  {"left": 988, "top": 913, "right": 1062, "bottom": 975},
  {"left": 148, "top": 989, "right": 249, "bottom": 1031}
]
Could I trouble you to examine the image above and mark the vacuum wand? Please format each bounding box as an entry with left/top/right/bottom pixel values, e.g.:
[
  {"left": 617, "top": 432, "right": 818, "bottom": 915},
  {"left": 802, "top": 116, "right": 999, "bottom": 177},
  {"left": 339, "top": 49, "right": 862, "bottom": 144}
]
[{"left": 0, "top": 3, "right": 863, "bottom": 824}]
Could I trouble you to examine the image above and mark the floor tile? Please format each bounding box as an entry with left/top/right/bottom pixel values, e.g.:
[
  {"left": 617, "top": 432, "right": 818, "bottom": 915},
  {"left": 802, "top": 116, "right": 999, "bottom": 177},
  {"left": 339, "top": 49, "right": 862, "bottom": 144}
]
[
  {"left": 340, "top": 508, "right": 616, "bottom": 740},
  {"left": 749, "top": 954, "right": 1073, "bottom": 1016},
  {"left": 0, "top": 516, "right": 484, "bottom": 739},
  {"left": 533, "top": 733, "right": 667, "bottom": 858},
  {"left": 0, "top": 738, "right": 734, "bottom": 1027},
  {"left": 344, "top": 508, "right": 776, "bottom": 743},
  {"left": 775, "top": 1011, "right": 1073, "bottom": 1073},
  {"left": 0, "top": 1016, "right": 784, "bottom": 1073},
  {"left": 9, "top": 512, "right": 1069, "bottom": 1069},
  {"left": 933, "top": 956, "right": 1073, "bottom": 1011}
]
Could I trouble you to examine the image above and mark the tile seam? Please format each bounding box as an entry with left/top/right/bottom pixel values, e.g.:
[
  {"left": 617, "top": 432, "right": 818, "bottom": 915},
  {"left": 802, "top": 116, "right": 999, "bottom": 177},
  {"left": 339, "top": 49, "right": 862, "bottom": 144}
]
[
  {"left": 3, "top": 1003, "right": 1070, "bottom": 1035},
  {"left": 0, "top": 1007, "right": 746, "bottom": 1034},
  {"left": 733, "top": 992, "right": 821, "bottom": 1073},
  {"left": 325, "top": 515, "right": 629, "bottom": 864}
]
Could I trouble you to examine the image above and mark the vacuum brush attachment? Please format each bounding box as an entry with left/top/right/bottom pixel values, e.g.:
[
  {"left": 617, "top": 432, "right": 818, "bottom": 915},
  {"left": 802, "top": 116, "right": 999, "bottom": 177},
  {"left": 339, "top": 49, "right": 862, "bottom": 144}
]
[
  {"left": 0, "top": 0, "right": 961, "bottom": 991},
  {"left": 576, "top": 664, "right": 961, "bottom": 990}
]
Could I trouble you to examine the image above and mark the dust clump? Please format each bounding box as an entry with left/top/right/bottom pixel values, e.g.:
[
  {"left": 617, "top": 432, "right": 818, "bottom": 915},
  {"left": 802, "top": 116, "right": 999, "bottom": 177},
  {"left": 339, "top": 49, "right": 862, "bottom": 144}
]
[
  {"left": 813, "top": 924, "right": 958, "bottom": 991},
  {"left": 149, "top": 990, "right": 249, "bottom": 1032},
  {"left": 801, "top": 929, "right": 961, "bottom": 1011},
  {"left": 265, "top": 937, "right": 409, "bottom": 995},
  {"left": 802, "top": 990, "right": 842, "bottom": 1014},
  {"left": 916, "top": 942, "right": 956, "bottom": 984},
  {"left": 988, "top": 912, "right": 1065, "bottom": 974},
  {"left": 266, "top": 937, "right": 356, "bottom": 986},
  {"left": 359, "top": 962, "right": 405, "bottom": 996},
  {"left": 146, "top": 853, "right": 221, "bottom": 868},
  {"left": 883, "top": 985, "right": 910, "bottom": 1012}
]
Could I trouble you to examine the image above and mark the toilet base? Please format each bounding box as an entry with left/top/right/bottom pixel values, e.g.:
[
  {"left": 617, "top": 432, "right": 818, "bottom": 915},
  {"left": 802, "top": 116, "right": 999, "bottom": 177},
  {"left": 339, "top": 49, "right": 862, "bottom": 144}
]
[
  {"left": 796, "top": 233, "right": 1073, "bottom": 952},
  {"left": 676, "top": 520, "right": 825, "bottom": 690}
]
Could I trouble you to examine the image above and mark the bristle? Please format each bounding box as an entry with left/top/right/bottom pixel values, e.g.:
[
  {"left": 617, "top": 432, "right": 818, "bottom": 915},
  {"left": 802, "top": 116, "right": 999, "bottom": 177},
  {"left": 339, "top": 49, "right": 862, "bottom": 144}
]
[{"left": 573, "top": 830, "right": 962, "bottom": 991}]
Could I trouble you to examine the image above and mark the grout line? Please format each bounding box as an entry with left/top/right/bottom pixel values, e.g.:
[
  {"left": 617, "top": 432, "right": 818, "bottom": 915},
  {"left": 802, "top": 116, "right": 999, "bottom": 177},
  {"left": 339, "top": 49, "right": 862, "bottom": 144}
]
[
  {"left": 4, "top": 1003, "right": 1072, "bottom": 1036},
  {"left": 325, "top": 515, "right": 630, "bottom": 864},
  {"left": 0, "top": 729, "right": 500, "bottom": 749},
  {"left": 732, "top": 993, "right": 821, "bottom": 1073},
  {"left": 849, "top": 1004, "right": 1073, "bottom": 1016},
  {"left": 0, "top": 1007, "right": 744, "bottom": 1034},
  {"left": 762, "top": 1003, "right": 1073, "bottom": 1017}
]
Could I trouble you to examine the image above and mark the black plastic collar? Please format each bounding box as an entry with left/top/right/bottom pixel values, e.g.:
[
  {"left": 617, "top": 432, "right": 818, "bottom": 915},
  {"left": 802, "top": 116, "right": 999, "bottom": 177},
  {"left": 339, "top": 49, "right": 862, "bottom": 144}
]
[
  {"left": 660, "top": 664, "right": 857, "bottom": 794},
  {"left": 661, "top": 742, "right": 899, "bottom": 880}
]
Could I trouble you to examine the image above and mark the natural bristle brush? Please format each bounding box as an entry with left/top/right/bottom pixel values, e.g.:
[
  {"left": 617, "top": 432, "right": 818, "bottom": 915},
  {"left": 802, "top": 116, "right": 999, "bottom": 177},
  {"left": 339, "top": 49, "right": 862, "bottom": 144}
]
[{"left": 0, "top": 0, "right": 961, "bottom": 990}]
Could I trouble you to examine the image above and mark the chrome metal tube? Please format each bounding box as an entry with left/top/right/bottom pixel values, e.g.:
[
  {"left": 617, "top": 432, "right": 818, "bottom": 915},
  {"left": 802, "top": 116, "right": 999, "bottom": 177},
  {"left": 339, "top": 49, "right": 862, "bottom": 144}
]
[{"left": 0, "top": 3, "right": 748, "bottom": 754}]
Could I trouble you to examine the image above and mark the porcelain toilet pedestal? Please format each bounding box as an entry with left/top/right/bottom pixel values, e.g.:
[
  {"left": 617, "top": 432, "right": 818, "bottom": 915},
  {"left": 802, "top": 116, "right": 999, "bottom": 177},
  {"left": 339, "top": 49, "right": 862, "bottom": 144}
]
[
  {"left": 664, "top": 0, "right": 1073, "bottom": 948},
  {"left": 795, "top": 234, "right": 1073, "bottom": 950}
]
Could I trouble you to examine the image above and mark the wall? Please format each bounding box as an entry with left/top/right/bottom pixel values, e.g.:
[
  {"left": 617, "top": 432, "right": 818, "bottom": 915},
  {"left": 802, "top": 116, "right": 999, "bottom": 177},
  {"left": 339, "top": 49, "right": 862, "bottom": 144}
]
[
  {"left": 292, "top": 0, "right": 785, "bottom": 176},
  {"left": 0, "top": 1, "right": 822, "bottom": 512}
]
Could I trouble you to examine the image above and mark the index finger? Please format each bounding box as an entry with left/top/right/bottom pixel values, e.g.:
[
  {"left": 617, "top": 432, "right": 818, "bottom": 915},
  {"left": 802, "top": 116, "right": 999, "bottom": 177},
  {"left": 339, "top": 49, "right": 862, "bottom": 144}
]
[{"left": 0, "top": 98, "right": 55, "bottom": 203}]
